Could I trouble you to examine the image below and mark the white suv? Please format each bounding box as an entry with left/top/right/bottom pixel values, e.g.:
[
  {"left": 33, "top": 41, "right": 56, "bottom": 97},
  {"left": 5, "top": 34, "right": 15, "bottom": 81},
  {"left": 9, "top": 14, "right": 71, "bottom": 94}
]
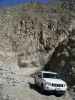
[{"left": 34, "top": 71, "right": 67, "bottom": 94}]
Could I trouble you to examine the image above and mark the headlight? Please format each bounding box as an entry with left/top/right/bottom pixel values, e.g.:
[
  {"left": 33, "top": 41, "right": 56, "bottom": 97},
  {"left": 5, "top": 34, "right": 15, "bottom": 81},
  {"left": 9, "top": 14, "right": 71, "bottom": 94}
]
[
  {"left": 43, "top": 80, "right": 51, "bottom": 85},
  {"left": 46, "top": 82, "right": 52, "bottom": 86},
  {"left": 43, "top": 80, "right": 46, "bottom": 84}
]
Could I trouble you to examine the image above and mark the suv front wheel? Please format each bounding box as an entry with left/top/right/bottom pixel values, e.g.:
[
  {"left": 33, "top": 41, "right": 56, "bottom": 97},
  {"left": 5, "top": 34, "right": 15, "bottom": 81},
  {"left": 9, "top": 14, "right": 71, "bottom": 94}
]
[
  {"left": 40, "top": 83, "right": 45, "bottom": 93},
  {"left": 55, "top": 91, "right": 66, "bottom": 96}
]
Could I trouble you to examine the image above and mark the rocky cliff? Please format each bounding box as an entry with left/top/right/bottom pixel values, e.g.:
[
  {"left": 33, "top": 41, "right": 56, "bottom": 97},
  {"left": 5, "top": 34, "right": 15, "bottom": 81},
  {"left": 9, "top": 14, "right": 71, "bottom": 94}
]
[{"left": 0, "top": 4, "right": 75, "bottom": 86}]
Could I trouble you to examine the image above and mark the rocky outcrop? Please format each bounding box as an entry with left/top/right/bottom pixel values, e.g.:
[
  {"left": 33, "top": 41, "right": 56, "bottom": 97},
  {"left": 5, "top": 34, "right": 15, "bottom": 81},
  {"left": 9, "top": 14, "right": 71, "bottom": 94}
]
[
  {"left": 10, "top": 11, "right": 71, "bottom": 68},
  {"left": 0, "top": 5, "right": 74, "bottom": 86},
  {"left": 44, "top": 19, "right": 75, "bottom": 86}
]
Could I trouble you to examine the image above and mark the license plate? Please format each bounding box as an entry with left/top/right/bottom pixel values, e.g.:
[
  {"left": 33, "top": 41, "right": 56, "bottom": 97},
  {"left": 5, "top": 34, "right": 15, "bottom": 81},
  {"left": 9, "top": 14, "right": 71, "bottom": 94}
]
[{"left": 56, "top": 88, "right": 60, "bottom": 91}]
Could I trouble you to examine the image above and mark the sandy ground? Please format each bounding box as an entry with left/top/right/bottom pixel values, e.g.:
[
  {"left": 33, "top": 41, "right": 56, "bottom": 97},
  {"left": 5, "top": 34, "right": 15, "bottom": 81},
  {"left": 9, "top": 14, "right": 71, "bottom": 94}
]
[{"left": 0, "top": 63, "right": 73, "bottom": 100}]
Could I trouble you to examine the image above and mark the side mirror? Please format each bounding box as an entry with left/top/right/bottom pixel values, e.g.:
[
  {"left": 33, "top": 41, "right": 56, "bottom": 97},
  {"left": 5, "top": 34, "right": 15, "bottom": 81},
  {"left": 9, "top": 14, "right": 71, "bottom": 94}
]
[{"left": 38, "top": 75, "right": 42, "bottom": 78}]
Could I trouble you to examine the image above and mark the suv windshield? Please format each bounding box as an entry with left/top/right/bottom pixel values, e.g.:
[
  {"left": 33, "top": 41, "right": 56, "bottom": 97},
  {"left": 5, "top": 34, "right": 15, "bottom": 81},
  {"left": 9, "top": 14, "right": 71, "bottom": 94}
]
[{"left": 43, "top": 73, "right": 61, "bottom": 79}]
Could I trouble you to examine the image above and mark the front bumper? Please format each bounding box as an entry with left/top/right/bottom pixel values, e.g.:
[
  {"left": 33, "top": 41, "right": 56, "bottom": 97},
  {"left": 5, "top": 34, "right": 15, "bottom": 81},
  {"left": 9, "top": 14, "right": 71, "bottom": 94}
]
[{"left": 44, "top": 85, "right": 66, "bottom": 92}]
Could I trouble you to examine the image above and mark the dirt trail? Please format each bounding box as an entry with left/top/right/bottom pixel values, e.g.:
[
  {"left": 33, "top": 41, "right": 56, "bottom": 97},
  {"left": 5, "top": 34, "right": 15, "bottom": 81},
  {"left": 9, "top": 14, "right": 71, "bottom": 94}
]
[{"left": 0, "top": 64, "right": 73, "bottom": 100}]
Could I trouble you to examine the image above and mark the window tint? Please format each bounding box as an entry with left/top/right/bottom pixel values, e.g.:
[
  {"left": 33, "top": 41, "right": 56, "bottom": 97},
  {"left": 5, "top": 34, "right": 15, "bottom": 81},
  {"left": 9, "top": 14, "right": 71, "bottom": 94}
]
[
  {"left": 43, "top": 73, "right": 56, "bottom": 78},
  {"left": 43, "top": 73, "right": 62, "bottom": 79}
]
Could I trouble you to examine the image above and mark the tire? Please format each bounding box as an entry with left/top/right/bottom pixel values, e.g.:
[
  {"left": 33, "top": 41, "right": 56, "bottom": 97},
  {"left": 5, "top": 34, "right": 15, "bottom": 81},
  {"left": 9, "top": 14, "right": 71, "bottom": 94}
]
[
  {"left": 34, "top": 78, "right": 37, "bottom": 85},
  {"left": 40, "top": 83, "right": 44, "bottom": 94},
  {"left": 34, "top": 78, "right": 38, "bottom": 88},
  {"left": 55, "top": 91, "right": 65, "bottom": 97},
  {"left": 34, "top": 78, "right": 36, "bottom": 84}
]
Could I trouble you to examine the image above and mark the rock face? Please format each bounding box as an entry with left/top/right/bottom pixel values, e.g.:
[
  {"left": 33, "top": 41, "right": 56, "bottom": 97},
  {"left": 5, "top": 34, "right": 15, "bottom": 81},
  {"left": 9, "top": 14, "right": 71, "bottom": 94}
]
[
  {"left": 0, "top": 8, "right": 69, "bottom": 64},
  {"left": 44, "top": 19, "right": 75, "bottom": 86},
  {"left": 0, "top": 5, "right": 75, "bottom": 86}
]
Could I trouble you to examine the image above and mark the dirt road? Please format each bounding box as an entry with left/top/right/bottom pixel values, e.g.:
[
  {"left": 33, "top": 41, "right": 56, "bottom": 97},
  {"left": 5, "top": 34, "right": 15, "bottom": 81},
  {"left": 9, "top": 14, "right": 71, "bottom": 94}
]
[{"left": 0, "top": 64, "right": 73, "bottom": 100}]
